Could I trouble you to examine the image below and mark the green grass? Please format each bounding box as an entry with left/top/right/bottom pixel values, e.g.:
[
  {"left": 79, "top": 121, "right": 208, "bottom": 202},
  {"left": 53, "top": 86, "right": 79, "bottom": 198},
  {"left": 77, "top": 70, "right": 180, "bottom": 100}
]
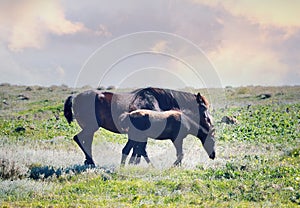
[
  {"left": 1, "top": 154, "right": 299, "bottom": 207},
  {"left": 0, "top": 85, "right": 299, "bottom": 207},
  {"left": 215, "top": 103, "right": 300, "bottom": 143}
]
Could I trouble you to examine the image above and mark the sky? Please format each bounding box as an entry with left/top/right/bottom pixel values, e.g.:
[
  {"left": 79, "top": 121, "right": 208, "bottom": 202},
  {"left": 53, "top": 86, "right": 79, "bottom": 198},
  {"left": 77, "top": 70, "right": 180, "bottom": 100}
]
[{"left": 0, "top": 0, "right": 299, "bottom": 88}]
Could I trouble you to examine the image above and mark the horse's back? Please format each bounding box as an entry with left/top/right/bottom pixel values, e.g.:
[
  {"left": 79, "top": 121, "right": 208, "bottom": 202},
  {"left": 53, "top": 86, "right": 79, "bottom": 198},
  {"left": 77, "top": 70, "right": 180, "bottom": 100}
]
[{"left": 129, "top": 109, "right": 181, "bottom": 119}]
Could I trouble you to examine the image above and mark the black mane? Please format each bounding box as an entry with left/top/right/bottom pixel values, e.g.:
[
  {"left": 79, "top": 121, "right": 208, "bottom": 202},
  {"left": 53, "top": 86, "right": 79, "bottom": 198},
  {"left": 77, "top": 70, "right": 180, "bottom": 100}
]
[{"left": 130, "top": 87, "right": 196, "bottom": 112}]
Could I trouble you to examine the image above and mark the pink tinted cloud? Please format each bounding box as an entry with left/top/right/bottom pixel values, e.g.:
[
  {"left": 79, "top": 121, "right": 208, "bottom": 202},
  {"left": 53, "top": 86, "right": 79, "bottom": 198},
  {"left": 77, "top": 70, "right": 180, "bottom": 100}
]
[{"left": 0, "top": 0, "right": 85, "bottom": 52}]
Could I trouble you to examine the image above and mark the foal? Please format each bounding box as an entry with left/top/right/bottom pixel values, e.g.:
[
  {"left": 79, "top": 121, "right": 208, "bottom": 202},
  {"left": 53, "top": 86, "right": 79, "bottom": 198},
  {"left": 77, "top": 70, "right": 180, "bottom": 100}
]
[{"left": 119, "top": 109, "right": 191, "bottom": 166}]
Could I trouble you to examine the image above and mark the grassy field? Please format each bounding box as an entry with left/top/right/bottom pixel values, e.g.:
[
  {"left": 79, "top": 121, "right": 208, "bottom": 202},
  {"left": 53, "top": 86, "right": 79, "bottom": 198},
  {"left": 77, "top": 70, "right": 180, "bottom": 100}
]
[{"left": 0, "top": 84, "right": 299, "bottom": 207}]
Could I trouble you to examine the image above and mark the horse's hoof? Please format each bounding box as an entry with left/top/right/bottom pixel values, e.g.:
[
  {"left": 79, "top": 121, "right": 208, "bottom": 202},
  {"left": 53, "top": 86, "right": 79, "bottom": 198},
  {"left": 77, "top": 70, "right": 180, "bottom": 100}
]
[
  {"left": 133, "top": 157, "right": 141, "bottom": 165},
  {"left": 84, "top": 159, "right": 95, "bottom": 168},
  {"left": 149, "top": 163, "right": 155, "bottom": 168},
  {"left": 172, "top": 161, "right": 182, "bottom": 167},
  {"left": 120, "top": 160, "right": 126, "bottom": 167},
  {"left": 128, "top": 157, "right": 136, "bottom": 165}
]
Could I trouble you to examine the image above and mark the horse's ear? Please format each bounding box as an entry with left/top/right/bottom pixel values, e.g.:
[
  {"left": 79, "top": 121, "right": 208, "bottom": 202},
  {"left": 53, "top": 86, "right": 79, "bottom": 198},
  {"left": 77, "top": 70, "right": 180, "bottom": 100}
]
[{"left": 196, "top": 92, "right": 202, "bottom": 104}]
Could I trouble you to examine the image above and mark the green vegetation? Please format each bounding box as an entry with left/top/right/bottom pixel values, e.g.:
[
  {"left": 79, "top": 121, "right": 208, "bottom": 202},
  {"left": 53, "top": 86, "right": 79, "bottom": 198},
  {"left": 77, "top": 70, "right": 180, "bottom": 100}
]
[
  {"left": 216, "top": 103, "right": 300, "bottom": 143},
  {"left": 0, "top": 85, "right": 299, "bottom": 207}
]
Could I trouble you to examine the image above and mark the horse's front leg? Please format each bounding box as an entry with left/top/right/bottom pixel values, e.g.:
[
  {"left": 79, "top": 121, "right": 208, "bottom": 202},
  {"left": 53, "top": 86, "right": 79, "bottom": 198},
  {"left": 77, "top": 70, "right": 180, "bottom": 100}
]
[
  {"left": 172, "top": 137, "right": 184, "bottom": 166},
  {"left": 127, "top": 135, "right": 150, "bottom": 165},
  {"left": 121, "top": 139, "right": 135, "bottom": 166},
  {"left": 131, "top": 139, "right": 151, "bottom": 165},
  {"left": 74, "top": 128, "right": 96, "bottom": 167}
]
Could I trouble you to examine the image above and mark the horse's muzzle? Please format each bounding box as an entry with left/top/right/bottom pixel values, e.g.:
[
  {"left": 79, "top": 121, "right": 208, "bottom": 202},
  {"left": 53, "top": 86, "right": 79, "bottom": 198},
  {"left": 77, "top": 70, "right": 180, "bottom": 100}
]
[{"left": 209, "top": 151, "right": 216, "bottom": 160}]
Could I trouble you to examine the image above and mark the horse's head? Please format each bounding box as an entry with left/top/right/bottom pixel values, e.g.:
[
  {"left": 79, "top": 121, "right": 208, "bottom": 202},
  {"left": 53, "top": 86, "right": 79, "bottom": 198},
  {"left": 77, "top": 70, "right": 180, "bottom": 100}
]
[{"left": 195, "top": 93, "right": 216, "bottom": 160}]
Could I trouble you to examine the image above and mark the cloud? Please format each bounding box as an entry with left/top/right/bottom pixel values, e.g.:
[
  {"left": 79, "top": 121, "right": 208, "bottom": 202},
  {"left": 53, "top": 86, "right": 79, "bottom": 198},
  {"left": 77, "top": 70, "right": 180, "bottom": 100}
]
[
  {"left": 185, "top": 0, "right": 300, "bottom": 86},
  {"left": 207, "top": 19, "right": 291, "bottom": 86},
  {"left": 55, "top": 65, "right": 65, "bottom": 78},
  {"left": 95, "top": 24, "right": 112, "bottom": 37},
  {"left": 210, "top": 44, "right": 290, "bottom": 86},
  {"left": 0, "top": 0, "right": 85, "bottom": 52},
  {"left": 151, "top": 40, "right": 168, "bottom": 52},
  {"left": 1, "top": 0, "right": 298, "bottom": 87},
  {"left": 193, "top": 0, "right": 300, "bottom": 29}
]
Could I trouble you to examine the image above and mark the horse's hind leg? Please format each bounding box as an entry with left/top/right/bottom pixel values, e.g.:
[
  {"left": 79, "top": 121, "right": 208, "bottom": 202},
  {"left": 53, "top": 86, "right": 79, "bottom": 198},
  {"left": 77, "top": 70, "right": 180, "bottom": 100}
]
[
  {"left": 74, "top": 128, "right": 96, "bottom": 167},
  {"left": 72, "top": 90, "right": 100, "bottom": 167}
]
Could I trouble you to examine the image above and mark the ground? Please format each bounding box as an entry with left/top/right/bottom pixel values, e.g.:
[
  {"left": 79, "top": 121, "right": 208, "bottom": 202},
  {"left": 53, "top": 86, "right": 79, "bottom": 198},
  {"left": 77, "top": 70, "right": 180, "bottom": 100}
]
[{"left": 0, "top": 84, "right": 299, "bottom": 207}]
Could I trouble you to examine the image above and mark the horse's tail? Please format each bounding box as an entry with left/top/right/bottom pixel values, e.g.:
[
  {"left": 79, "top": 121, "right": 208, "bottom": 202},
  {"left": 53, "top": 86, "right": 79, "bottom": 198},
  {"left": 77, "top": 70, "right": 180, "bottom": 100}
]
[{"left": 64, "top": 95, "right": 74, "bottom": 124}]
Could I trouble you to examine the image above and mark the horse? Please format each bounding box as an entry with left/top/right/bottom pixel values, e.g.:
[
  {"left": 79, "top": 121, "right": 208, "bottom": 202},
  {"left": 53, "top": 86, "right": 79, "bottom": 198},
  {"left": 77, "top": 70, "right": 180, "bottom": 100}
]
[
  {"left": 119, "top": 109, "right": 215, "bottom": 166},
  {"left": 64, "top": 87, "right": 215, "bottom": 167}
]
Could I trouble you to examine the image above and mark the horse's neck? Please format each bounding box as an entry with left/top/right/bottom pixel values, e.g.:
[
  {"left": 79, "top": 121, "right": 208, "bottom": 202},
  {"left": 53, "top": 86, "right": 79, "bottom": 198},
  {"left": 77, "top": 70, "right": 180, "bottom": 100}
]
[
  {"left": 181, "top": 111, "right": 198, "bottom": 135},
  {"left": 182, "top": 109, "right": 208, "bottom": 136}
]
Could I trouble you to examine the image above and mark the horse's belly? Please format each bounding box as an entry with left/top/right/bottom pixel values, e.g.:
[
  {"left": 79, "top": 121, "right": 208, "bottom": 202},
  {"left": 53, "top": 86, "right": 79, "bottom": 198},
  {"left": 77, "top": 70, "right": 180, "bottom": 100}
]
[
  {"left": 146, "top": 121, "right": 180, "bottom": 140},
  {"left": 157, "top": 131, "right": 177, "bottom": 140}
]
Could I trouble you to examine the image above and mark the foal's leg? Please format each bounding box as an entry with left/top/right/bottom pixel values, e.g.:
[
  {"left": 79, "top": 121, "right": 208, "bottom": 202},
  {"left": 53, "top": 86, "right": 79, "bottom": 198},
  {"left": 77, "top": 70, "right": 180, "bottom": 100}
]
[
  {"left": 131, "top": 140, "right": 151, "bottom": 165},
  {"left": 172, "top": 137, "right": 184, "bottom": 166},
  {"left": 139, "top": 141, "right": 151, "bottom": 165},
  {"left": 121, "top": 139, "right": 135, "bottom": 166},
  {"left": 74, "top": 128, "right": 96, "bottom": 167},
  {"left": 128, "top": 149, "right": 138, "bottom": 164},
  {"left": 128, "top": 141, "right": 140, "bottom": 164},
  {"left": 130, "top": 143, "right": 142, "bottom": 165}
]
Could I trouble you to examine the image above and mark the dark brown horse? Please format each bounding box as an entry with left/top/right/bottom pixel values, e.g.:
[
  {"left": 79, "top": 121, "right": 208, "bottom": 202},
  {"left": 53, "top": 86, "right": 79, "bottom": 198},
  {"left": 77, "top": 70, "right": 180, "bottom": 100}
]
[{"left": 64, "top": 87, "right": 215, "bottom": 167}]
